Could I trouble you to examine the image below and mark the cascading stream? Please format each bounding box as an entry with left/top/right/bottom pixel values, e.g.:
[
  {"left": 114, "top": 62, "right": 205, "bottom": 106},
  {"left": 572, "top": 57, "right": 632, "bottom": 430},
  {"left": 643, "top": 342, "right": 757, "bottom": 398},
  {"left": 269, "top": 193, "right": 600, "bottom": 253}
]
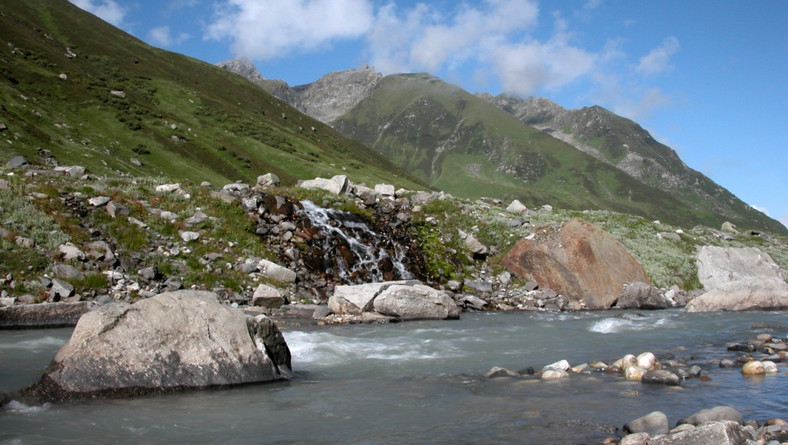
[{"left": 298, "top": 200, "right": 413, "bottom": 283}]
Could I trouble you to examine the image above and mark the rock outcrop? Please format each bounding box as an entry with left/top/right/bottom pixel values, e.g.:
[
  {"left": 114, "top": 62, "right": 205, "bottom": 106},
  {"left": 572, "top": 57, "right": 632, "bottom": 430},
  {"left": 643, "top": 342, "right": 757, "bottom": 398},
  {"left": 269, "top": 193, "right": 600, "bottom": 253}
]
[
  {"left": 20, "top": 290, "right": 291, "bottom": 402},
  {"left": 501, "top": 220, "right": 649, "bottom": 309},
  {"left": 686, "top": 246, "right": 788, "bottom": 311},
  {"left": 328, "top": 280, "right": 460, "bottom": 321}
]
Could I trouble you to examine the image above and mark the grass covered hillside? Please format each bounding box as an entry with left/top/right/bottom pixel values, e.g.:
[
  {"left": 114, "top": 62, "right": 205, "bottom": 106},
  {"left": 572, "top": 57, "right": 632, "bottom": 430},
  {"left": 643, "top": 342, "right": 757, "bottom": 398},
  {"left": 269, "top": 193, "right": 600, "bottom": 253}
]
[
  {"left": 332, "top": 74, "right": 717, "bottom": 229},
  {"left": 0, "top": 0, "right": 427, "bottom": 190},
  {"left": 482, "top": 95, "right": 787, "bottom": 235}
]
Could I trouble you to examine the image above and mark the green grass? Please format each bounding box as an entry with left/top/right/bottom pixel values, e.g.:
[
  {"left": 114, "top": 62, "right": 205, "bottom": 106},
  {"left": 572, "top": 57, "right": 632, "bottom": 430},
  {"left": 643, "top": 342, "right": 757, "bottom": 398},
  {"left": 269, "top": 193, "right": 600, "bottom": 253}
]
[
  {"left": 332, "top": 73, "right": 787, "bottom": 235},
  {"left": 0, "top": 0, "right": 428, "bottom": 194},
  {"left": 409, "top": 196, "right": 788, "bottom": 290},
  {"left": 2, "top": 164, "right": 786, "bottom": 299}
]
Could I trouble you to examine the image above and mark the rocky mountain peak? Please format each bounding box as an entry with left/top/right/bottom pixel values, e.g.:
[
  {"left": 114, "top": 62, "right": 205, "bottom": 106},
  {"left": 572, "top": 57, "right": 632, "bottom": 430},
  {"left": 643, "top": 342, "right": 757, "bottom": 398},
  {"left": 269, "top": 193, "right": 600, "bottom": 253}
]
[
  {"left": 480, "top": 94, "right": 568, "bottom": 126},
  {"left": 292, "top": 65, "right": 383, "bottom": 124},
  {"left": 216, "top": 57, "right": 264, "bottom": 82}
]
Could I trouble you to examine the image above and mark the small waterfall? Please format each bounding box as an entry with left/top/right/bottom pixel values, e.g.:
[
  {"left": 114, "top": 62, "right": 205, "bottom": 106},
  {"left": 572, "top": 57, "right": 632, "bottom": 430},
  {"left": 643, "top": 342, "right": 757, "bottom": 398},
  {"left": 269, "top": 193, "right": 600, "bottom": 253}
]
[{"left": 298, "top": 200, "right": 413, "bottom": 283}]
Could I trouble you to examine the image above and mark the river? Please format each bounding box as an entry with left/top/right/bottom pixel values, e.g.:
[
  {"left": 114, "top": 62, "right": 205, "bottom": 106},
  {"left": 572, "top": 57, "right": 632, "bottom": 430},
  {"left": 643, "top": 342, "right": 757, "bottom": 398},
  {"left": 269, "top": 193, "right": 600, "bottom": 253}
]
[{"left": 1, "top": 309, "right": 786, "bottom": 444}]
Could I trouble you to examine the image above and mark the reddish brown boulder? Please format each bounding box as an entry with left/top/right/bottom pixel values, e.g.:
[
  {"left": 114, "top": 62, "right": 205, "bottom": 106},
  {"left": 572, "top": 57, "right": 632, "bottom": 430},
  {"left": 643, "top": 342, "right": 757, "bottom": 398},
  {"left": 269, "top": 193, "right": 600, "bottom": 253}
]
[{"left": 501, "top": 219, "right": 649, "bottom": 309}]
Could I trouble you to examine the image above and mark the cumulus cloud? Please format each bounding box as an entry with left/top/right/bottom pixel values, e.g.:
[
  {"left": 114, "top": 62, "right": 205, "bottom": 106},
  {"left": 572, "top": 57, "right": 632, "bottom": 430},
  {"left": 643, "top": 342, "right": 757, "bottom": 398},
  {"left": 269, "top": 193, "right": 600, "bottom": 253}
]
[
  {"left": 204, "top": 0, "right": 677, "bottom": 101},
  {"left": 636, "top": 36, "right": 680, "bottom": 75},
  {"left": 780, "top": 212, "right": 788, "bottom": 230},
  {"left": 70, "top": 0, "right": 126, "bottom": 26},
  {"left": 493, "top": 16, "right": 595, "bottom": 96},
  {"left": 366, "top": 0, "right": 597, "bottom": 97},
  {"left": 206, "top": 0, "right": 374, "bottom": 59},
  {"left": 148, "top": 26, "right": 191, "bottom": 48}
]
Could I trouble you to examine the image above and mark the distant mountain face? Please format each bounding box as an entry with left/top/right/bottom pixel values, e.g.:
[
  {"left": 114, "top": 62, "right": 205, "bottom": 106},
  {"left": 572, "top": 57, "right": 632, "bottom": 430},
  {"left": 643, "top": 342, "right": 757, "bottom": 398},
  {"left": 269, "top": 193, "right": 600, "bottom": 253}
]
[
  {"left": 219, "top": 64, "right": 786, "bottom": 234},
  {"left": 0, "top": 1, "right": 426, "bottom": 191},
  {"left": 291, "top": 66, "right": 382, "bottom": 123},
  {"left": 478, "top": 94, "right": 782, "bottom": 234}
]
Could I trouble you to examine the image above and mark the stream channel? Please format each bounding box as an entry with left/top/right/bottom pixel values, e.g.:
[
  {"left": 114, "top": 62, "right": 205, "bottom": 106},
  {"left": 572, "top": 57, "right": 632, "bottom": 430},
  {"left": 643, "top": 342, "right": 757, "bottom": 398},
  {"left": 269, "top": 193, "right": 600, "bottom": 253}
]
[{"left": 1, "top": 309, "right": 786, "bottom": 443}]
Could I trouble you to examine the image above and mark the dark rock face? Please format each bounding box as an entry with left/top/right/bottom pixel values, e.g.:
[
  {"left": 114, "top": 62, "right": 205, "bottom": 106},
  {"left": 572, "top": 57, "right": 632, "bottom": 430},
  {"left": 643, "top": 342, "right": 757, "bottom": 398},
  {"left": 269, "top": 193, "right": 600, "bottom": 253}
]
[
  {"left": 19, "top": 290, "right": 291, "bottom": 402},
  {"left": 501, "top": 219, "right": 649, "bottom": 309},
  {"left": 616, "top": 282, "right": 674, "bottom": 310}
]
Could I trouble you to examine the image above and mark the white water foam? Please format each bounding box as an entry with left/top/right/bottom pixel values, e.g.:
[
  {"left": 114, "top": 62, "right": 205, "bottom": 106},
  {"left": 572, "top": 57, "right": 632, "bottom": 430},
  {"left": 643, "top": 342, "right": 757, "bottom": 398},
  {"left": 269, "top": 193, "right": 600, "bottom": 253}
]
[
  {"left": 589, "top": 316, "right": 670, "bottom": 334},
  {"left": 0, "top": 336, "right": 67, "bottom": 352},
  {"left": 284, "top": 329, "right": 463, "bottom": 368},
  {"left": 3, "top": 400, "right": 51, "bottom": 415}
]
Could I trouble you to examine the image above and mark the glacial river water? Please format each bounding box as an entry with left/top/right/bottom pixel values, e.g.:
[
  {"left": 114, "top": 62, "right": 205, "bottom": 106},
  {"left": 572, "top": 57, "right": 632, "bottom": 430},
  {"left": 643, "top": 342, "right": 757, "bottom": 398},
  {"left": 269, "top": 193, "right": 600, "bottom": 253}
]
[{"left": 1, "top": 309, "right": 786, "bottom": 444}]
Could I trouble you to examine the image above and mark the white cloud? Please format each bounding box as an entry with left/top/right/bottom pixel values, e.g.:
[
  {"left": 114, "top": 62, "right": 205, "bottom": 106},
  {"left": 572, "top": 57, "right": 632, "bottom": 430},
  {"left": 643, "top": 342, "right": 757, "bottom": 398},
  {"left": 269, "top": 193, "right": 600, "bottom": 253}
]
[
  {"left": 206, "top": 0, "right": 374, "bottom": 59},
  {"left": 203, "top": 0, "right": 679, "bottom": 104},
  {"left": 148, "top": 26, "right": 191, "bottom": 48},
  {"left": 751, "top": 204, "right": 770, "bottom": 216},
  {"left": 780, "top": 212, "right": 788, "bottom": 230},
  {"left": 492, "top": 14, "right": 595, "bottom": 97},
  {"left": 365, "top": 0, "right": 598, "bottom": 97},
  {"left": 584, "top": 0, "right": 604, "bottom": 10},
  {"left": 636, "top": 36, "right": 680, "bottom": 75},
  {"left": 70, "top": 0, "right": 126, "bottom": 26}
]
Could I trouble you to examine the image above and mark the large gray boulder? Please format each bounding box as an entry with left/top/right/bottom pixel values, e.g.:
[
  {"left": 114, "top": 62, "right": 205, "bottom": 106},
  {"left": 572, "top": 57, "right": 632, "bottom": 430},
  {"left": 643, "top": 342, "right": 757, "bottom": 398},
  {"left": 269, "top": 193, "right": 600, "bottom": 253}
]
[
  {"left": 23, "top": 290, "right": 291, "bottom": 401},
  {"left": 373, "top": 283, "right": 460, "bottom": 320},
  {"left": 257, "top": 259, "right": 297, "bottom": 283},
  {"left": 298, "top": 175, "right": 348, "bottom": 195},
  {"left": 697, "top": 246, "right": 781, "bottom": 288},
  {"left": 649, "top": 421, "right": 752, "bottom": 445},
  {"left": 623, "top": 411, "right": 669, "bottom": 437},
  {"left": 328, "top": 281, "right": 415, "bottom": 315},
  {"left": 677, "top": 405, "right": 743, "bottom": 426},
  {"left": 329, "top": 281, "right": 460, "bottom": 321},
  {"left": 686, "top": 246, "right": 788, "bottom": 312}
]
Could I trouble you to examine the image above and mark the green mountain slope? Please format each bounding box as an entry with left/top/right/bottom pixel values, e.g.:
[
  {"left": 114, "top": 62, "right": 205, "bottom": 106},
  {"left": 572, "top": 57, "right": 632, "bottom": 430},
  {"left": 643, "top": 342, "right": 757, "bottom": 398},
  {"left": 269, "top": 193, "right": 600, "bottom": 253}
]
[
  {"left": 331, "top": 73, "right": 709, "bottom": 225},
  {"left": 0, "top": 0, "right": 426, "bottom": 190},
  {"left": 227, "top": 60, "right": 784, "bottom": 234},
  {"left": 482, "top": 95, "right": 786, "bottom": 235}
]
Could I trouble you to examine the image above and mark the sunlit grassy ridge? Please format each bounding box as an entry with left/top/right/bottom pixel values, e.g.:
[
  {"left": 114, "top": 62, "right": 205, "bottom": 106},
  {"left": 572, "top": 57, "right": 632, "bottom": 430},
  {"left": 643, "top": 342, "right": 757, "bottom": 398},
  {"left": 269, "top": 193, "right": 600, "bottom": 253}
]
[
  {"left": 331, "top": 74, "right": 787, "bottom": 235},
  {"left": 0, "top": 0, "right": 427, "bottom": 192}
]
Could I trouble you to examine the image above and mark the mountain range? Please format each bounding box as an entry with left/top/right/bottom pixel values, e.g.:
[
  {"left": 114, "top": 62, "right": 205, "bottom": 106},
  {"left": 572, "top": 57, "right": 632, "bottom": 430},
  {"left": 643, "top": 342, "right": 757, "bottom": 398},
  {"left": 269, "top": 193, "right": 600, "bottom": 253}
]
[
  {"left": 0, "top": 0, "right": 783, "bottom": 235},
  {"left": 218, "top": 59, "right": 785, "bottom": 234}
]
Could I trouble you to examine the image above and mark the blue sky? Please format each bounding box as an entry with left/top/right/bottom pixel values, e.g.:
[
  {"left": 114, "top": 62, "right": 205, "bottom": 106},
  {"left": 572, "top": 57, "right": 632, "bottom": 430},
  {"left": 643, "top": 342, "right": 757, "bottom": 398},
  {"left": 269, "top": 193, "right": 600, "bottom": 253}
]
[{"left": 72, "top": 0, "right": 787, "bottom": 229}]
